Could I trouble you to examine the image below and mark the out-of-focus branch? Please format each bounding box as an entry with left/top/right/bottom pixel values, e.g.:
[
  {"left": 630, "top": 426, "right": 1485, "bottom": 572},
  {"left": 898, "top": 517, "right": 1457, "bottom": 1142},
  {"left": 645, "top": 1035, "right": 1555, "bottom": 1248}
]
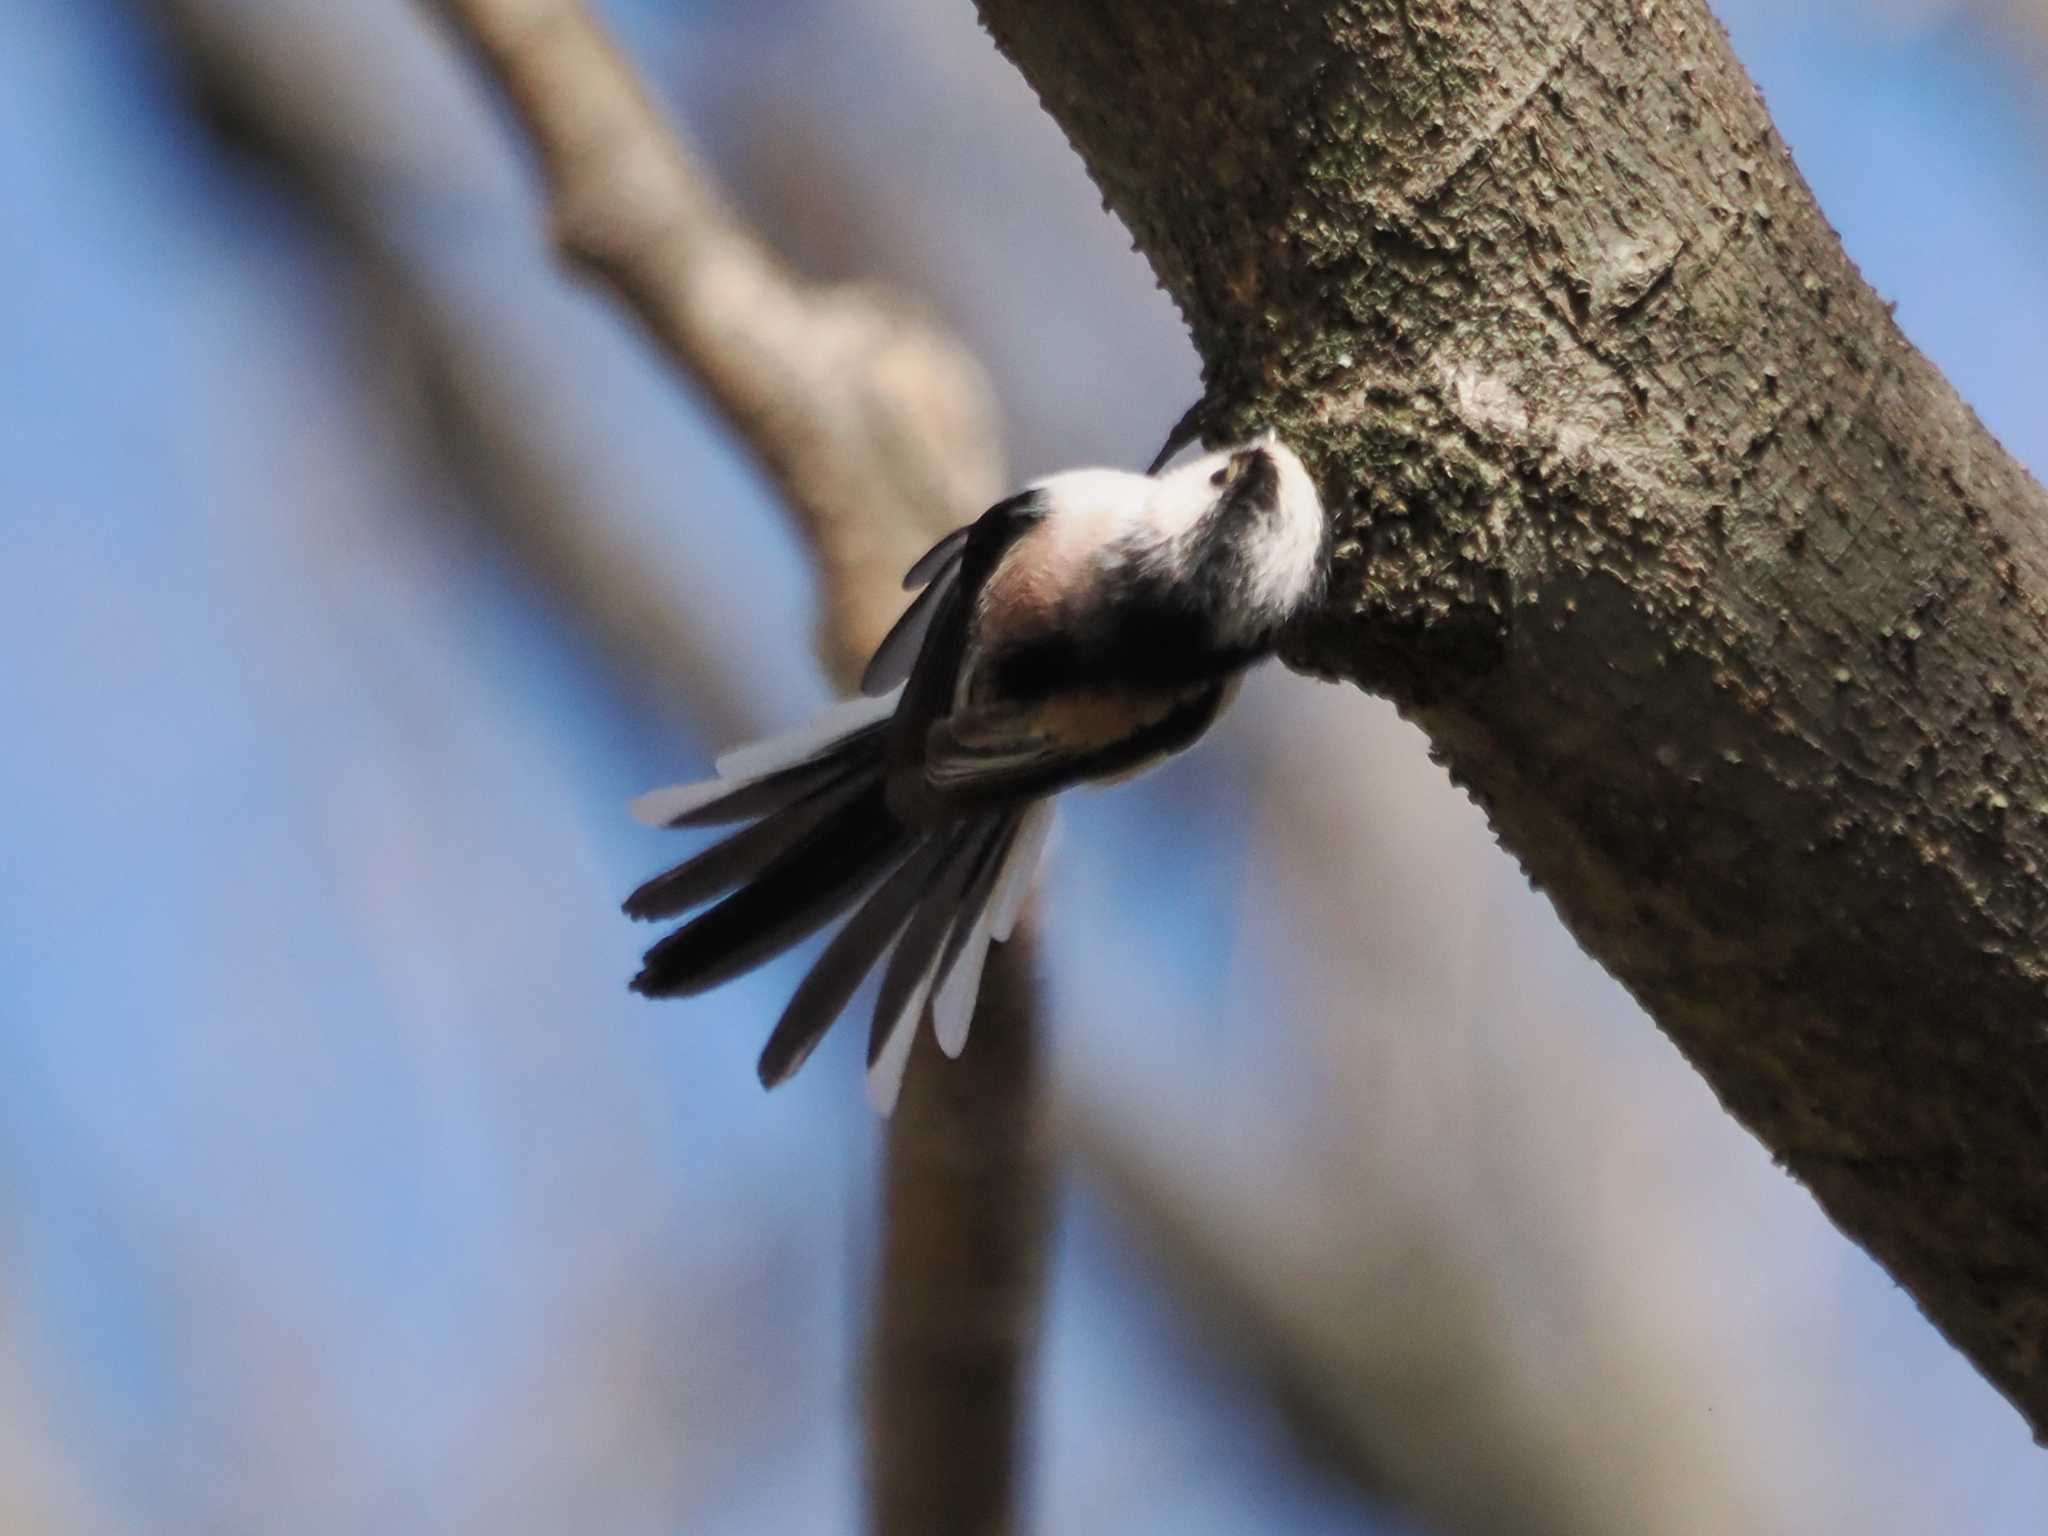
[
  {"left": 418, "top": 3, "right": 1047, "bottom": 1531},
  {"left": 422, "top": 0, "right": 1000, "bottom": 678},
  {"left": 870, "top": 944, "right": 1047, "bottom": 1534}
]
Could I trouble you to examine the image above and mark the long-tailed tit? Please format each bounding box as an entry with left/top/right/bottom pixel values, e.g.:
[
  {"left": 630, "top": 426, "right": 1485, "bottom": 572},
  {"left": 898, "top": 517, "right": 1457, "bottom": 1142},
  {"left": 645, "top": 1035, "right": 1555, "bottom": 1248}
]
[{"left": 625, "top": 434, "right": 1326, "bottom": 1111}]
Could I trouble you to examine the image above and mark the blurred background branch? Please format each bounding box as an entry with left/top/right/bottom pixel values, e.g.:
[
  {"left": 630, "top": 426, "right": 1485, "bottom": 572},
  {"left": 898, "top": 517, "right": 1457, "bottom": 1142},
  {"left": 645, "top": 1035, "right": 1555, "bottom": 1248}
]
[
  {"left": 417, "top": 2, "right": 1048, "bottom": 1532},
  {"left": 422, "top": 0, "right": 1002, "bottom": 679}
]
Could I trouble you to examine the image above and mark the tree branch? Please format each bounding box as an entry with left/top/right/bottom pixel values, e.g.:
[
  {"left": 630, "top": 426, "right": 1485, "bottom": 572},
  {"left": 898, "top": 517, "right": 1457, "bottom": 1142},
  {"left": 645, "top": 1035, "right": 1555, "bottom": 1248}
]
[
  {"left": 421, "top": 0, "right": 1051, "bottom": 1525},
  {"left": 977, "top": 0, "right": 2048, "bottom": 1436},
  {"left": 869, "top": 942, "right": 1046, "bottom": 1533},
  {"left": 423, "top": 0, "right": 1000, "bottom": 677}
]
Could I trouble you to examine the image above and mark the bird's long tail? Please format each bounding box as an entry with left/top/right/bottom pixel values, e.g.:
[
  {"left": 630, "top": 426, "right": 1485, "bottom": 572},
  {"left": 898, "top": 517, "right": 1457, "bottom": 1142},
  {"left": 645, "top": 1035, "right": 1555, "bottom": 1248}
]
[{"left": 625, "top": 693, "right": 1052, "bottom": 1112}]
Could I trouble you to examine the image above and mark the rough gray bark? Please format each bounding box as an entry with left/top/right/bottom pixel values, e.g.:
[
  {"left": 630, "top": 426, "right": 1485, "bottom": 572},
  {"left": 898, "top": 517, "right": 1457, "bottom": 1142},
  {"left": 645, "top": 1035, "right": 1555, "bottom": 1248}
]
[{"left": 977, "top": 0, "right": 2048, "bottom": 1435}]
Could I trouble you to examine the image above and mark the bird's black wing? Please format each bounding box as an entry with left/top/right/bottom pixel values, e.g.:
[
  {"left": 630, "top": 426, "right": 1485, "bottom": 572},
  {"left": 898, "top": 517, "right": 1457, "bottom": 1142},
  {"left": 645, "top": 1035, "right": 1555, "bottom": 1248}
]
[
  {"left": 860, "top": 560, "right": 963, "bottom": 696},
  {"left": 900, "top": 524, "right": 973, "bottom": 591},
  {"left": 880, "top": 490, "right": 1045, "bottom": 804},
  {"left": 862, "top": 490, "right": 1048, "bottom": 698}
]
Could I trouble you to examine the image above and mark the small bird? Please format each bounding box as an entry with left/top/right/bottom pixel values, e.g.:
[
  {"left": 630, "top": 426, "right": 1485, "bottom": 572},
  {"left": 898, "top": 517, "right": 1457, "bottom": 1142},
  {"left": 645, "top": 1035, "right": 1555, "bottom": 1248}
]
[{"left": 625, "top": 434, "right": 1326, "bottom": 1111}]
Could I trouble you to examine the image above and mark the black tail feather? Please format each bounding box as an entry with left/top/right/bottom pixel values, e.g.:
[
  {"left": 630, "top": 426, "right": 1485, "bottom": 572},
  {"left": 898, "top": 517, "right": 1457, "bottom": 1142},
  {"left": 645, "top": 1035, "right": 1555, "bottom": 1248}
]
[
  {"left": 656, "top": 725, "right": 887, "bottom": 829},
  {"left": 900, "top": 523, "right": 972, "bottom": 591},
  {"left": 755, "top": 833, "right": 952, "bottom": 1088},
  {"left": 928, "top": 816, "right": 1016, "bottom": 987},
  {"left": 630, "top": 588, "right": 1045, "bottom": 1091},
  {"left": 630, "top": 781, "right": 906, "bottom": 998},
  {"left": 622, "top": 766, "right": 870, "bottom": 922},
  {"left": 866, "top": 819, "right": 1002, "bottom": 1067}
]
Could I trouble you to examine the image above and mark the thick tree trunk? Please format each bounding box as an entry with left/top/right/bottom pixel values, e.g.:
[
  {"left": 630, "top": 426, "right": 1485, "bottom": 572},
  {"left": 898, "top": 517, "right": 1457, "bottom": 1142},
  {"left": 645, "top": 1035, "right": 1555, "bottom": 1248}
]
[{"left": 976, "top": 0, "right": 2048, "bottom": 1435}]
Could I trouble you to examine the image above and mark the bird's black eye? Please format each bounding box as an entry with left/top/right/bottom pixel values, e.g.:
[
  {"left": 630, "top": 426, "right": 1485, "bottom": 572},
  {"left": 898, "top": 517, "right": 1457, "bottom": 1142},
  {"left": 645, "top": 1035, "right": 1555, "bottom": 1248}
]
[{"left": 1210, "top": 466, "right": 1229, "bottom": 487}]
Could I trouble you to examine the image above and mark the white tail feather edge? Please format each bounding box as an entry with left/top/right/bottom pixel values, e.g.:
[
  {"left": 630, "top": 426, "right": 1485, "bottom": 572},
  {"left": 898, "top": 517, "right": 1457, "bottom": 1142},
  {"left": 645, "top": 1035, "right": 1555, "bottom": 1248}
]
[
  {"left": 866, "top": 948, "right": 939, "bottom": 1116},
  {"left": 634, "top": 689, "right": 902, "bottom": 826},
  {"left": 989, "top": 802, "right": 1055, "bottom": 943},
  {"left": 629, "top": 777, "right": 735, "bottom": 828},
  {"left": 933, "top": 804, "right": 1053, "bottom": 1059},
  {"left": 715, "top": 689, "right": 902, "bottom": 780},
  {"left": 932, "top": 904, "right": 995, "bottom": 1058}
]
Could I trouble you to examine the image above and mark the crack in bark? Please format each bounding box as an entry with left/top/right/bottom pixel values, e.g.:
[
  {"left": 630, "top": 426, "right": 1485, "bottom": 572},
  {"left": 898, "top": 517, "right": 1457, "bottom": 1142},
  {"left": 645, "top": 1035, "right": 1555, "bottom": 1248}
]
[{"left": 1403, "top": 16, "right": 1595, "bottom": 209}]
